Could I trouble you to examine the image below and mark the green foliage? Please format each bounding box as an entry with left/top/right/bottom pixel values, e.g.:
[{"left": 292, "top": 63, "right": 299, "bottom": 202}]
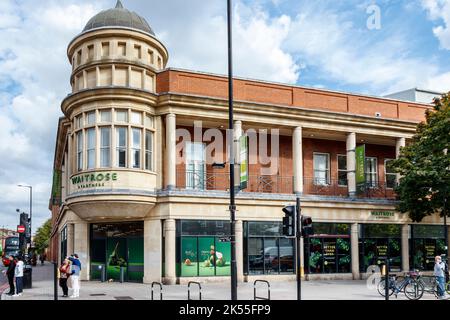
[
  {"left": 389, "top": 93, "right": 450, "bottom": 222},
  {"left": 33, "top": 219, "right": 52, "bottom": 255}
]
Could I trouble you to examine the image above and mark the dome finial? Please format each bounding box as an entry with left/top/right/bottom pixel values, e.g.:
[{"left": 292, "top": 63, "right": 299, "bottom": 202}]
[{"left": 115, "top": 0, "right": 124, "bottom": 9}]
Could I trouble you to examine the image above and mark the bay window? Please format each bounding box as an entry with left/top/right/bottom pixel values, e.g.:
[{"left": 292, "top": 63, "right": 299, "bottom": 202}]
[
  {"left": 145, "top": 130, "right": 153, "bottom": 171},
  {"left": 77, "top": 131, "right": 83, "bottom": 171}
]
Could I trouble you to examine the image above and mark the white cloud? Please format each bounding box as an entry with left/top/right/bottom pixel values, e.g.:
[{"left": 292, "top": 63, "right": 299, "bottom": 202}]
[{"left": 421, "top": 0, "right": 450, "bottom": 50}]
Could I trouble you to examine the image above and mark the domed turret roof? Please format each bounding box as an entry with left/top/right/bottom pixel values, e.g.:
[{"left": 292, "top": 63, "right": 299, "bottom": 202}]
[{"left": 82, "top": 0, "right": 155, "bottom": 36}]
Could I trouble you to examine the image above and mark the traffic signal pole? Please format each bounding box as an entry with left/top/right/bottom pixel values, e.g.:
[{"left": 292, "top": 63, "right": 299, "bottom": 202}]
[{"left": 296, "top": 196, "right": 301, "bottom": 301}]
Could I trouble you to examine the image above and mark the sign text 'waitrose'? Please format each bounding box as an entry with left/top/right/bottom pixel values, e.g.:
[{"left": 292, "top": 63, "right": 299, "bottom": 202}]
[{"left": 71, "top": 172, "right": 118, "bottom": 189}]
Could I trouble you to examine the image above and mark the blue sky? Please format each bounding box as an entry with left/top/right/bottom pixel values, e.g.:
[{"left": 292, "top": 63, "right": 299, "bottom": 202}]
[{"left": 0, "top": 0, "right": 449, "bottom": 232}]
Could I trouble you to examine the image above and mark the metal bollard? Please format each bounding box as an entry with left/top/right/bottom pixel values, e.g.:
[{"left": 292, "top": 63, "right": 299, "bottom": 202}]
[{"left": 53, "top": 262, "right": 58, "bottom": 301}]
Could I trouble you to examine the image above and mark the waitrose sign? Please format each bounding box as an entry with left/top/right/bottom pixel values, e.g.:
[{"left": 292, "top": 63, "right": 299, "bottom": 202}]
[{"left": 71, "top": 172, "right": 118, "bottom": 189}]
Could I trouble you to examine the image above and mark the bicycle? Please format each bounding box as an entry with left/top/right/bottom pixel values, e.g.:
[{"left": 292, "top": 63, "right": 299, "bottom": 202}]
[{"left": 377, "top": 271, "right": 424, "bottom": 300}]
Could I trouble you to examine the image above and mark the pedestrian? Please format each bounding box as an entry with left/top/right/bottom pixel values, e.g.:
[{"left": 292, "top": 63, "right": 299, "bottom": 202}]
[
  {"left": 13, "top": 256, "right": 24, "bottom": 297},
  {"left": 59, "top": 258, "right": 71, "bottom": 297},
  {"left": 434, "top": 255, "right": 448, "bottom": 299},
  {"left": 2, "top": 255, "right": 16, "bottom": 295},
  {"left": 39, "top": 253, "right": 45, "bottom": 265},
  {"left": 68, "top": 254, "right": 81, "bottom": 298}
]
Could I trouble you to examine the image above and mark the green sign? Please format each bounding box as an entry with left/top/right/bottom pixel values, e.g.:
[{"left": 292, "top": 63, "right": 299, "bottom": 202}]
[
  {"left": 355, "top": 144, "right": 366, "bottom": 194},
  {"left": 239, "top": 135, "right": 249, "bottom": 190},
  {"left": 371, "top": 211, "right": 395, "bottom": 219},
  {"left": 71, "top": 172, "right": 118, "bottom": 189},
  {"left": 51, "top": 170, "right": 62, "bottom": 204}
]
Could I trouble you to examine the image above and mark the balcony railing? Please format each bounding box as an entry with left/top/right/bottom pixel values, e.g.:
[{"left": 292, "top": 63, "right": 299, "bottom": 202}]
[
  {"left": 175, "top": 171, "right": 396, "bottom": 199},
  {"left": 176, "top": 170, "right": 294, "bottom": 194}
]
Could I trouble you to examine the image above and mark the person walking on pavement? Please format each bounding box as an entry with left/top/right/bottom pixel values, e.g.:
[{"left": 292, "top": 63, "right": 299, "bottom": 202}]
[
  {"left": 434, "top": 255, "right": 448, "bottom": 299},
  {"left": 13, "top": 256, "right": 24, "bottom": 297},
  {"left": 59, "top": 258, "right": 71, "bottom": 297},
  {"left": 39, "top": 253, "right": 45, "bottom": 265},
  {"left": 68, "top": 254, "right": 81, "bottom": 298},
  {"left": 2, "top": 255, "right": 16, "bottom": 295}
]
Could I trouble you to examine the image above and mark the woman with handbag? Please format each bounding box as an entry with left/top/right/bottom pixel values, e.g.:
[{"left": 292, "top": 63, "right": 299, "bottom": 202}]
[{"left": 59, "top": 259, "right": 71, "bottom": 297}]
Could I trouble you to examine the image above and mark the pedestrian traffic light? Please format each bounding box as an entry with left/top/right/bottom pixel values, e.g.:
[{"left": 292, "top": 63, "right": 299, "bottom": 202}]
[
  {"left": 301, "top": 216, "right": 313, "bottom": 236},
  {"left": 282, "top": 205, "right": 296, "bottom": 237}
]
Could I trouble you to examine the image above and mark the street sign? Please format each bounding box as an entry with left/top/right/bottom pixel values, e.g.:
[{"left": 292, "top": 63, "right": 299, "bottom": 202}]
[{"left": 17, "top": 225, "right": 26, "bottom": 233}]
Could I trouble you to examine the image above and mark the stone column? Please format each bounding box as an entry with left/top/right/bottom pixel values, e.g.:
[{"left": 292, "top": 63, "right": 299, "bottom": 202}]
[
  {"left": 73, "top": 222, "right": 89, "bottom": 281},
  {"left": 165, "top": 114, "right": 176, "bottom": 189},
  {"left": 346, "top": 133, "right": 357, "bottom": 197},
  {"left": 351, "top": 223, "right": 360, "bottom": 279},
  {"left": 293, "top": 127, "right": 303, "bottom": 194},
  {"left": 395, "top": 137, "right": 406, "bottom": 184},
  {"left": 235, "top": 220, "right": 244, "bottom": 283},
  {"left": 144, "top": 219, "right": 162, "bottom": 284},
  {"left": 164, "top": 219, "right": 176, "bottom": 285},
  {"left": 401, "top": 224, "right": 410, "bottom": 272}
]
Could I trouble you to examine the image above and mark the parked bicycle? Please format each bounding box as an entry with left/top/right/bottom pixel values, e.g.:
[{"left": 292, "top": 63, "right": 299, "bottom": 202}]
[{"left": 377, "top": 271, "right": 424, "bottom": 300}]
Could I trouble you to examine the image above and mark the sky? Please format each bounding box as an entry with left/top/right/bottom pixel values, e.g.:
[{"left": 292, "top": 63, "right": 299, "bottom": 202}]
[{"left": 0, "top": 0, "right": 449, "bottom": 233}]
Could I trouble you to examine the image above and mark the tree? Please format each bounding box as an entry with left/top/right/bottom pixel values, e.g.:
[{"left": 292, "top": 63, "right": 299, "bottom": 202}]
[
  {"left": 33, "top": 219, "right": 52, "bottom": 255},
  {"left": 389, "top": 93, "right": 450, "bottom": 222}
]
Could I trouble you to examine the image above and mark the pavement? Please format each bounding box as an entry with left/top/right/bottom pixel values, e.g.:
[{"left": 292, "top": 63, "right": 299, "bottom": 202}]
[
  {"left": 0, "top": 262, "right": 445, "bottom": 301},
  {"left": 0, "top": 265, "right": 8, "bottom": 295}
]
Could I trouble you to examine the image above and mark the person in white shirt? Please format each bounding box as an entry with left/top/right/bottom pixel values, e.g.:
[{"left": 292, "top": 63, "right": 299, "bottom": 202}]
[{"left": 13, "top": 256, "right": 24, "bottom": 297}]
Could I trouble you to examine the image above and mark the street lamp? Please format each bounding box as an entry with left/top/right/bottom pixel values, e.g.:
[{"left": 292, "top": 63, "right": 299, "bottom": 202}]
[
  {"left": 17, "top": 185, "right": 32, "bottom": 242},
  {"left": 227, "top": 0, "right": 238, "bottom": 301}
]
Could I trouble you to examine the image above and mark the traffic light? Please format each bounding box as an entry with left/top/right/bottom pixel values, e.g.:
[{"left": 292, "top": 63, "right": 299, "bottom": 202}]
[
  {"left": 301, "top": 216, "right": 314, "bottom": 236},
  {"left": 282, "top": 205, "right": 296, "bottom": 237}
]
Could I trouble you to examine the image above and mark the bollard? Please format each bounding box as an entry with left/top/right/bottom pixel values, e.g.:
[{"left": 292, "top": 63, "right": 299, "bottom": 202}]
[
  {"left": 120, "top": 266, "right": 125, "bottom": 283},
  {"left": 385, "top": 259, "right": 389, "bottom": 301},
  {"left": 53, "top": 262, "right": 58, "bottom": 301},
  {"left": 99, "top": 264, "right": 106, "bottom": 282}
]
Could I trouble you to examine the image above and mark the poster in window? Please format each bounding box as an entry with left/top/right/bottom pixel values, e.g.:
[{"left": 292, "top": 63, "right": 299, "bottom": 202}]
[{"left": 181, "top": 237, "right": 198, "bottom": 277}]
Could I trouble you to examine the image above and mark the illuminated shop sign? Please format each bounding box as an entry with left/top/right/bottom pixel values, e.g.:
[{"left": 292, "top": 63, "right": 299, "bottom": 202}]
[{"left": 71, "top": 172, "right": 118, "bottom": 189}]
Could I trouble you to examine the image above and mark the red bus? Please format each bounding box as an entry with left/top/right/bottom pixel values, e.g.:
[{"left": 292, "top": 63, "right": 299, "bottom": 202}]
[{"left": 2, "top": 236, "right": 20, "bottom": 267}]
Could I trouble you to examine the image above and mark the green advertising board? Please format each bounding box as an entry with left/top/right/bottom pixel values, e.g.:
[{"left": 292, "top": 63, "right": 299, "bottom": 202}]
[
  {"left": 355, "top": 144, "right": 366, "bottom": 194},
  {"left": 239, "top": 135, "right": 249, "bottom": 190}
]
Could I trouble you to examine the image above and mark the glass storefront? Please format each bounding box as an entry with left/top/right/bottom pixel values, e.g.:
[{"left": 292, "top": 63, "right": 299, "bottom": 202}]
[
  {"left": 60, "top": 226, "right": 67, "bottom": 263},
  {"left": 411, "top": 225, "right": 446, "bottom": 271},
  {"left": 305, "top": 223, "right": 351, "bottom": 274},
  {"left": 90, "top": 222, "right": 144, "bottom": 282},
  {"left": 176, "top": 220, "right": 231, "bottom": 277},
  {"left": 359, "top": 224, "right": 402, "bottom": 272},
  {"left": 244, "top": 221, "right": 294, "bottom": 275}
]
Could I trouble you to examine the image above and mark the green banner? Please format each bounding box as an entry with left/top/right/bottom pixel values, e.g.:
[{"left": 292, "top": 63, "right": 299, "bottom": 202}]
[
  {"left": 51, "top": 170, "right": 62, "bottom": 204},
  {"left": 355, "top": 144, "right": 366, "bottom": 194},
  {"left": 239, "top": 135, "right": 249, "bottom": 190}
]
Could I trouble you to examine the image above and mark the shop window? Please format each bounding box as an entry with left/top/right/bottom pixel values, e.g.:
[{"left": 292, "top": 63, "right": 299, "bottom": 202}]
[
  {"left": 306, "top": 223, "right": 351, "bottom": 274},
  {"left": 178, "top": 220, "right": 231, "bottom": 277},
  {"left": 365, "top": 157, "right": 378, "bottom": 187},
  {"left": 313, "top": 153, "right": 330, "bottom": 185},
  {"left": 385, "top": 159, "right": 396, "bottom": 189},
  {"left": 337, "top": 154, "right": 347, "bottom": 186},
  {"left": 411, "top": 225, "right": 446, "bottom": 271},
  {"left": 359, "top": 224, "right": 402, "bottom": 272},
  {"left": 116, "top": 127, "right": 127, "bottom": 168},
  {"left": 60, "top": 226, "right": 67, "bottom": 263},
  {"left": 244, "top": 221, "right": 294, "bottom": 275}
]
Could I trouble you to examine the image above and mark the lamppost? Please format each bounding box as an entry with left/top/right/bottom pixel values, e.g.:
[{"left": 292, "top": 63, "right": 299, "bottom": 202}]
[
  {"left": 17, "top": 185, "right": 32, "bottom": 246},
  {"left": 227, "top": 0, "right": 238, "bottom": 301}
]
